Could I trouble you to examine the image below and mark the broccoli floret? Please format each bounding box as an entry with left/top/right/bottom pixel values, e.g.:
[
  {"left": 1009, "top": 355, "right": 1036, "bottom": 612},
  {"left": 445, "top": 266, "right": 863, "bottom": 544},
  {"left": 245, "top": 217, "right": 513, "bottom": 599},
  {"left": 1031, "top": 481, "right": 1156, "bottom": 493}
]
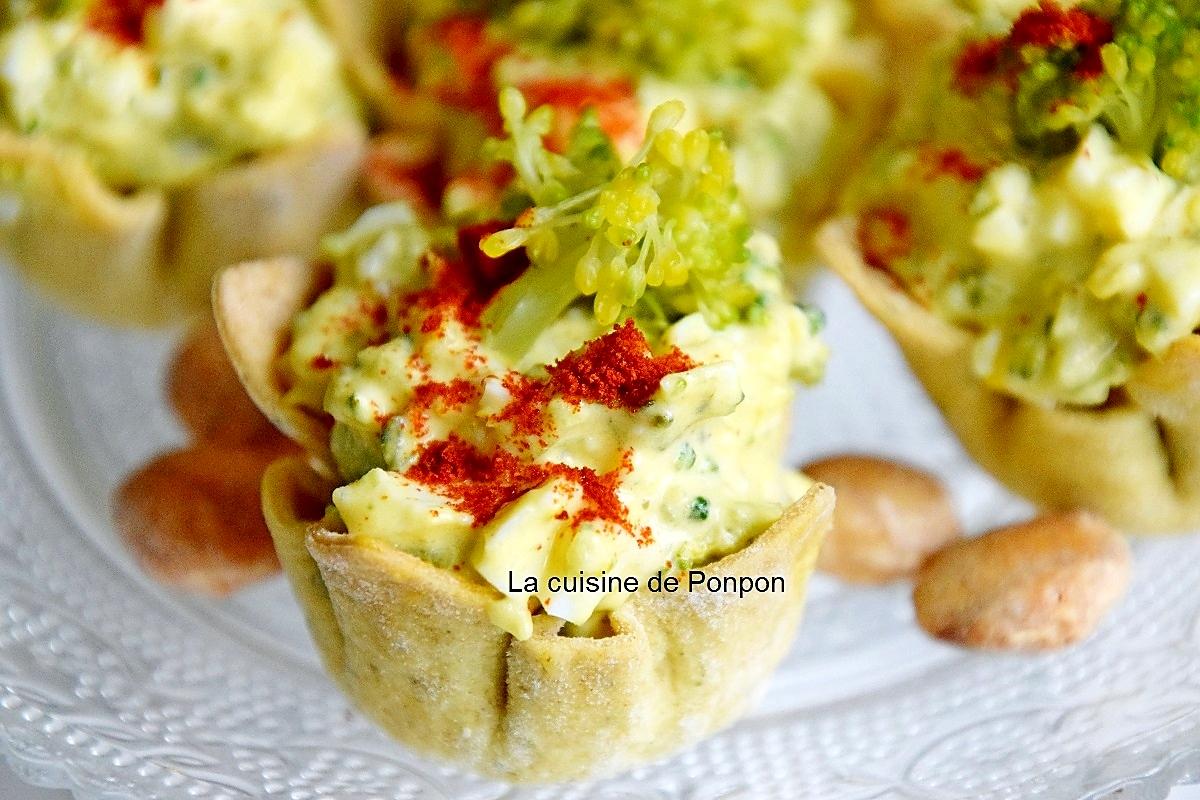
[
  {"left": 490, "top": 0, "right": 816, "bottom": 88},
  {"left": 953, "top": 0, "right": 1200, "bottom": 181},
  {"left": 480, "top": 87, "right": 757, "bottom": 356},
  {"left": 1157, "top": 31, "right": 1200, "bottom": 181},
  {"left": 3, "top": 0, "right": 80, "bottom": 22},
  {"left": 406, "top": 0, "right": 819, "bottom": 88}
]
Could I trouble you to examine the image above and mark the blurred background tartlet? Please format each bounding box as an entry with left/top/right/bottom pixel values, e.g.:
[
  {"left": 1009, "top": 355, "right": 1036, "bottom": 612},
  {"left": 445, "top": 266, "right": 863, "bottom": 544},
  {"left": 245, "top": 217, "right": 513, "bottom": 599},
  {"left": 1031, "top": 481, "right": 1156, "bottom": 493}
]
[
  {"left": 823, "top": 0, "right": 1200, "bottom": 531},
  {"left": 0, "top": 0, "right": 367, "bottom": 325},
  {"left": 313, "top": 0, "right": 887, "bottom": 263}
]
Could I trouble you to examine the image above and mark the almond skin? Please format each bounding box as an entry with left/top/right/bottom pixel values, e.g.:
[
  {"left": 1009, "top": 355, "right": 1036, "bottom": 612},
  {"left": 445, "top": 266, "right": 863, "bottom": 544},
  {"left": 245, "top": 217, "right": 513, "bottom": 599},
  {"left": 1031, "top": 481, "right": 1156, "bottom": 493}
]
[
  {"left": 169, "top": 320, "right": 278, "bottom": 446},
  {"left": 804, "top": 455, "right": 961, "bottom": 584},
  {"left": 913, "top": 511, "right": 1131, "bottom": 650},
  {"left": 114, "top": 441, "right": 297, "bottom": 596}
]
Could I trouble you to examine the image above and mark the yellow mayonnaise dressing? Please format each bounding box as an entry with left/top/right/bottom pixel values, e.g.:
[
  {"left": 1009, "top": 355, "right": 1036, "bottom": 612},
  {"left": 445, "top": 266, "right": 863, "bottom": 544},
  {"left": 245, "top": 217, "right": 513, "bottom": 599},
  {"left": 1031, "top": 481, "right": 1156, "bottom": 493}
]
[
  {"left": 0, "top": 0, "right": 360, "bottom": 186},
  {"left": 283, "top": 203, "right": 826, "bottom": 639}
]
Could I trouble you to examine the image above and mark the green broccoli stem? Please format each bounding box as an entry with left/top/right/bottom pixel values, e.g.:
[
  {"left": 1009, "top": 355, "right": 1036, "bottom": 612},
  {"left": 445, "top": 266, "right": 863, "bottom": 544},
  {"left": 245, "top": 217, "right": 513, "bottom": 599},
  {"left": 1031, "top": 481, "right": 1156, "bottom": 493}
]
[{"left": 483, "top": 256, "right": 583, "bottom": 358}]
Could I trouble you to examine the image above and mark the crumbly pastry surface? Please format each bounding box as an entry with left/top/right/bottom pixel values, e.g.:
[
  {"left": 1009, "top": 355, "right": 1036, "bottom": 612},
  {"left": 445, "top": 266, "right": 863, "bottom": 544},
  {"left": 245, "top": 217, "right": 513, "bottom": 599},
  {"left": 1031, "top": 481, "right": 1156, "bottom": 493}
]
[
  {"left": 263, "top": 456, "right": 831, "bottom": 782},
  {"left": 213, "top": 257, "right": 337, "bottom": 471}
]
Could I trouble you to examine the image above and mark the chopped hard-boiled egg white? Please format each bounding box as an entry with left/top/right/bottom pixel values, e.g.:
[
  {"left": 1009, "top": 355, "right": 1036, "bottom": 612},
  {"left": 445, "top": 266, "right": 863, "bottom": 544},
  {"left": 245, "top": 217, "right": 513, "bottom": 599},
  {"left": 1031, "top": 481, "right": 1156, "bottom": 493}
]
[
  {"left": 857, "top": 122, "right": 1200, "bottom": 406},
  {"left": 283, "top": 199, "right": 826, "bottom": 639},
  {"left": 0, "top": 0, "right": 360, "bottom": 187},
  {"left": 851, "top": 0, "right": 1200, "bottom": 407}
]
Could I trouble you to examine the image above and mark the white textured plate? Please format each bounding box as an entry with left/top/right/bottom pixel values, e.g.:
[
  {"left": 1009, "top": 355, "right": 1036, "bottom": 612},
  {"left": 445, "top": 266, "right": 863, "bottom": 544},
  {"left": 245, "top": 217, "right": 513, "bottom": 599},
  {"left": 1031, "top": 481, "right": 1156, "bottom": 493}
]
[{"left": 1, "top": 267, "right": 1199, "bottom": 800}]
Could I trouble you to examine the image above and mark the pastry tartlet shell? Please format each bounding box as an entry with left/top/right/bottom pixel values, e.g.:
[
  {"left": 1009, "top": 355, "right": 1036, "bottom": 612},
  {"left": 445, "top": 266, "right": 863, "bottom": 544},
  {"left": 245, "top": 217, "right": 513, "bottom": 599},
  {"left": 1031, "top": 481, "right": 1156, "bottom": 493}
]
[
  {"left": 818, "top": 218, "right": 1200, "bottom": 533},
  {"left": 215, "top": 256, "right": 833, "bottom": 781},
  {"left": 265, "top": 457, "right": 830, "bottom": 783},
  {"left": 0, "top": 126, "right": 366, "bottom": 326}
]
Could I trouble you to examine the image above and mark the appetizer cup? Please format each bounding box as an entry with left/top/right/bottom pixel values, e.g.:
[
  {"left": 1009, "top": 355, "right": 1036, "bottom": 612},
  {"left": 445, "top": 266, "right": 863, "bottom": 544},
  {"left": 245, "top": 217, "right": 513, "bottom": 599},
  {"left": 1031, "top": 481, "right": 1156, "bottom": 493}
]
[
  {"left": 215, "top": 96, "right": 835, "bottom": 781},
  {"left": 217, "top": 253, "right": 834, "bottom": 782},
  {"left": 823, "top": 0, "right": 1200, "bottom": 532},
  {"left": 261, "top": 456, "right": 830, "bottom": 782},
  {"left": 0, "top": 0, "right": 368, "bottom": 326},
  {"left": 819, "top": 221, "right": 1200, "bottom": 532}
]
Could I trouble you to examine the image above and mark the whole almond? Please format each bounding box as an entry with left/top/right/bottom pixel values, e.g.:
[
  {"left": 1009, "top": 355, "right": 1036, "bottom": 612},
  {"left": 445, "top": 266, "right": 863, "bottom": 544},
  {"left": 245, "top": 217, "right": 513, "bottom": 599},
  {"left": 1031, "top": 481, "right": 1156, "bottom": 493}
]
[
  {"left": 114, "top": 441, "right": 295, "bottom": 596},
  {"left": 913, "top": 511, "right": 1130, "bottom": 650},
  {"left": 169, "top": 320, "right": 277, "bottom": 446},
  {"left": 804, "top": 455, "right": 961, "bottom": 584}
]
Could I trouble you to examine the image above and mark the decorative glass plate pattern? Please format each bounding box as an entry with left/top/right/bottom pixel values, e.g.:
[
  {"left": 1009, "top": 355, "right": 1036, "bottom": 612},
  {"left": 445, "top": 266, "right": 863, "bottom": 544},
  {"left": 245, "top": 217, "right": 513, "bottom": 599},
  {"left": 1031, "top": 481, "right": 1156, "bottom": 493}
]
[{"left": 1, "top": 268, "right": 1198, "bottom": 800}]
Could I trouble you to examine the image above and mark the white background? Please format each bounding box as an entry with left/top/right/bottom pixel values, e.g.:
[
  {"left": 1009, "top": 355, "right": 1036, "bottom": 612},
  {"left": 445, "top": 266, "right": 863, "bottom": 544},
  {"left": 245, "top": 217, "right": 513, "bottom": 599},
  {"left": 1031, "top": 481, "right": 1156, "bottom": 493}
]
[{"left": 0, "top": 762, "right": 1196, "bottom": 799}]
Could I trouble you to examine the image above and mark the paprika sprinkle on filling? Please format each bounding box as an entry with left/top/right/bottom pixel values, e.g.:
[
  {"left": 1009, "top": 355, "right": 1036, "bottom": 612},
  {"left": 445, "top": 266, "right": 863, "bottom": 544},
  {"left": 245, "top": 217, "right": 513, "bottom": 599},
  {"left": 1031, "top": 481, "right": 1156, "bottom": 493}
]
[
  {"left": 1007, "top": 2, "right": 1112, "bottom": 53},
  {"left": 954, "top": 38, "right": 1005, "bottom": 95},
  {"left": 310, "top": 354, "right": 337, "bottom": 371},
  {"left": 858, "top": 207, "right": 912, "bottom": 273},
  {"left": 493, "top": 372, "right": 550, "bottom": 439},
  {"left": 404, "top": 434, "right": 646, "bottom": 541},
  {"left": 548, "top": 320, "right": 696, "bottom": 411},
  {"left": 407, "top": 379, "right": 480, "bottom": 436},
  {"left": 86, "top": 0, "right": 165, "bottom": 46},
  {"left": 919, "top": 146, "right": 991, "bottom": 183},
  {"left": 953, "top": 1, "right": 1114, "bottom": 94},
  {"left": 404, "top": 226, "right": 530, "bottom": 334},
  {"left": 404, "top": 252, "right": 489, "bottom": 333},
  {"left": 495, "top": 320, "right": 696, "bottom": 438},
  {"left": 281, "top": 93, "right": 829, "bottom": 639},
  {"left": 558, "top": 450, "right": 652, "bottom": 546},
  {"left": 403, "top": 435, "right": 548, "bottom": 525}
]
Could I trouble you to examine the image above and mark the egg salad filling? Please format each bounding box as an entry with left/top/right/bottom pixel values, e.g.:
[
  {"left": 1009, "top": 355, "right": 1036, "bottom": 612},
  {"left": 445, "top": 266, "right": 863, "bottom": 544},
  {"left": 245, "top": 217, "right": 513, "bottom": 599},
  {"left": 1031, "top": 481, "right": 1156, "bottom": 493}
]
[
  {"left": 283, "top": 94, "right": 827, "bottom": 639},
  {"left": 0, "top": 0, "right": 360, "bottom": 187},
  {"left": 386, "top": 0, "right": 874, "bottom": 221},
  {"left": 849, "top": 0, "right": 1200, "bottom": 407}
]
